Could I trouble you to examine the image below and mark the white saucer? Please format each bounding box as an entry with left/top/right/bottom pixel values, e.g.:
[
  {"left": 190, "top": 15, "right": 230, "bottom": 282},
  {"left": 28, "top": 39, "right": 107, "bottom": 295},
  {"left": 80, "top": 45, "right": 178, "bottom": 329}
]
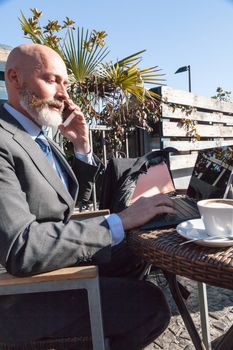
[{"left": 176, "top": 219, "right": 233, "bottom": 247}]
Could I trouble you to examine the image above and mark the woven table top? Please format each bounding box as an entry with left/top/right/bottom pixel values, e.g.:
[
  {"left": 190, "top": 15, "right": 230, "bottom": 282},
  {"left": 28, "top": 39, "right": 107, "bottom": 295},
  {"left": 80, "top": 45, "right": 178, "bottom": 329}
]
[{"left": 127, "top": 228, "right": 233, "bottom": 290}]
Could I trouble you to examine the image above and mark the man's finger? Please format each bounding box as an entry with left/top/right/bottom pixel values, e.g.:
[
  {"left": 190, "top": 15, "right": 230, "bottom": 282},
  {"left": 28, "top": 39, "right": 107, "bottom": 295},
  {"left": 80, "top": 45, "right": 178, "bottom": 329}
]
[{"left": 155, "top": 205, "right": 176, "bottom": 215}]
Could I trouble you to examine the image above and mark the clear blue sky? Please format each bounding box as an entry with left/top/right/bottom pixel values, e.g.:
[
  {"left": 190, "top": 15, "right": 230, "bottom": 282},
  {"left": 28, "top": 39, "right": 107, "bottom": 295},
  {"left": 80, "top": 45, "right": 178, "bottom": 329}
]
[{"left": 0, "top": 0, "right": 232, "bottom": 98}]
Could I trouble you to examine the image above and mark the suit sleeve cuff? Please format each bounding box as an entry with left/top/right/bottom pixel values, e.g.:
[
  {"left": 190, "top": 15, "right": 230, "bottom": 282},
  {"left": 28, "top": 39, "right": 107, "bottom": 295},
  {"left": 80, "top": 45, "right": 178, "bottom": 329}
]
[
  {"left": 105, "top": 214, "right": 125, "bottom": 246},
  {"left": 74, "top": 150, "right": 96, "bottom": 165}
]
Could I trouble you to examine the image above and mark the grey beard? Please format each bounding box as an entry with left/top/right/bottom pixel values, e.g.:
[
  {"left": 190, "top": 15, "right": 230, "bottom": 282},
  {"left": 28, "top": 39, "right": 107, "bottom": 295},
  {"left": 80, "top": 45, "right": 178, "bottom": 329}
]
[{"left": 19, "top": 89, "right": 63, "bottom": 128}]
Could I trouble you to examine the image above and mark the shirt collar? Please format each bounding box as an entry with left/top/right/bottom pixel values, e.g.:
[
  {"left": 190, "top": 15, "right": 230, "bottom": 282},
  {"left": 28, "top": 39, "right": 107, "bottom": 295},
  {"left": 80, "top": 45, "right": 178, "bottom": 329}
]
[{"left": 3, "top": 103, "right": 41, "bottom": 139}]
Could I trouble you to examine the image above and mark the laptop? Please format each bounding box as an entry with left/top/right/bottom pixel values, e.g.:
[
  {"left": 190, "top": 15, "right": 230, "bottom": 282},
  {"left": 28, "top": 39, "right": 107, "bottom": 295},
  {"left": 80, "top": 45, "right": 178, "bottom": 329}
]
[{"left": 134, "top": 145, "right": 233, "bottom": 230}]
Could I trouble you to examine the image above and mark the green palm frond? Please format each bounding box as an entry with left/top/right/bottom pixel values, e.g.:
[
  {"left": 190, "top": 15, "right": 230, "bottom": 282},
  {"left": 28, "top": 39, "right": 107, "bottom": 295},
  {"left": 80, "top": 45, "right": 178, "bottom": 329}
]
[
  {"left": 19, "top": 11, "right": 64, "bottom": 55},
  {"left": 19, "top": 11, "right": 45, "bottom": 44},
  {"left": 99, "top": 52, "right": 165, "bottom": 101},
  {"left": 62, "top": 28, "right": 110, "bottom": 82},
  {"left": 116, "top": 50, "right": 145, "bottom": 67}
]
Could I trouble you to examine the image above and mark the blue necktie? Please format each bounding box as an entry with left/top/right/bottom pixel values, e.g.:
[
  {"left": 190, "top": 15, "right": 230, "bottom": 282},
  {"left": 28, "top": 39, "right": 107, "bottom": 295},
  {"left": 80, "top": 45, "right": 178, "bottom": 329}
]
[{"left": 35, "top": 132, "right": 68, "bottom": 188}]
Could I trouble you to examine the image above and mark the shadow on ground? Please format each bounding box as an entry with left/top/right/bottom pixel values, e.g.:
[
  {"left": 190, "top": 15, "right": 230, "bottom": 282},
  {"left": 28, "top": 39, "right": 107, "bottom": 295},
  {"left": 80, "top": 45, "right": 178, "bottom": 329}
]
[{"left": 144, "top": 272, "right": 233, "bottom": 350}]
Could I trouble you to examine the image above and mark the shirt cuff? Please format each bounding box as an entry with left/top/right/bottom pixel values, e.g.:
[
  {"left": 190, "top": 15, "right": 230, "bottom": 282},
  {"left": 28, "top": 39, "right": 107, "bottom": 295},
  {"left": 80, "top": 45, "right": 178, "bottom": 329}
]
[
  {"left": 75, "top": 150, "right": 95, "bottom": 165},
  {"left": 105, "top": 214, "right": 125, "bottom": 246}
]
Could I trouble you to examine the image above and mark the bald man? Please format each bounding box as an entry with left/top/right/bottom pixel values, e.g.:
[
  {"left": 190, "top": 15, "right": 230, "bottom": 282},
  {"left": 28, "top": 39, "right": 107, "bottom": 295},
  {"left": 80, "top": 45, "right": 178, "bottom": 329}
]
[{"left": 0, "top": 44, "right": 173, "bottom": 348}]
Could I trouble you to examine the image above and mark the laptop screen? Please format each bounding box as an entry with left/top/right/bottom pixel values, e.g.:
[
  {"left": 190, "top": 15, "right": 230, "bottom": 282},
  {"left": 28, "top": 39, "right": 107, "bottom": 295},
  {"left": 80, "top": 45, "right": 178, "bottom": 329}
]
[
  {"left": 130, "top": 162, "right": 175, "bottom": 204},
  {"left": 187, "top": 146, "right": 233, "bottom": 201}
]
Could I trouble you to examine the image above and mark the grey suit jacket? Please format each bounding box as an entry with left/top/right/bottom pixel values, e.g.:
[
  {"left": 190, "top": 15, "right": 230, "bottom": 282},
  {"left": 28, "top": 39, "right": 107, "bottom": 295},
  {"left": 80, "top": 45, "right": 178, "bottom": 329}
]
[{"left": 0, "top": 105, "right": 112, "bottom": 276}]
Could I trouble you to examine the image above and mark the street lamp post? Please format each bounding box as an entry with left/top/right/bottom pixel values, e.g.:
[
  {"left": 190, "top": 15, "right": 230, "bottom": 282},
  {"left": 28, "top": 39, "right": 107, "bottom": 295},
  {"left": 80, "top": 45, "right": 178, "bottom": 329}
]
[{"left": 175, "top": 65, "right": 191, "bottom": 92}]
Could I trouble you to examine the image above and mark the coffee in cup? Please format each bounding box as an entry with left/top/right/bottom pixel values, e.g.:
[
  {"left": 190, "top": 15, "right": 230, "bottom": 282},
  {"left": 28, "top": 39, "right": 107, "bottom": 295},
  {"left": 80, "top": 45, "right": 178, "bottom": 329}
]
[{"left": 197, "top": 199, "right": 233, "bottom": 237}]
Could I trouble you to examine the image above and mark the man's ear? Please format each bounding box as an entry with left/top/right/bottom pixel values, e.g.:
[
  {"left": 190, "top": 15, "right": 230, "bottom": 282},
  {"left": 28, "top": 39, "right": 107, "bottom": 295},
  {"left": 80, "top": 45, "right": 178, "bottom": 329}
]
[{"left": 6, "top": 68, "right": 21, "bottom": 88}]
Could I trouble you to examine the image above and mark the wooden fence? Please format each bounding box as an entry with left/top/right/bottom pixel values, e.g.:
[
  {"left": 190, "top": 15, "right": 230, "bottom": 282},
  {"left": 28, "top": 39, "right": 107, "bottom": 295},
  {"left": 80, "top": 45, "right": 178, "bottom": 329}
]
[{"left": 149, "top": 86, "right": 233, "bottom": 189}]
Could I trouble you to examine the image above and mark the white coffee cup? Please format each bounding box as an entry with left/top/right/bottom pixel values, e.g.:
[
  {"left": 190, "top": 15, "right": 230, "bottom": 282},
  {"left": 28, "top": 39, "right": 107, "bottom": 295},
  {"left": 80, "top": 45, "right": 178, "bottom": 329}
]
[{"left": 197, "top": 199, "right": 233, "bottom": 237}]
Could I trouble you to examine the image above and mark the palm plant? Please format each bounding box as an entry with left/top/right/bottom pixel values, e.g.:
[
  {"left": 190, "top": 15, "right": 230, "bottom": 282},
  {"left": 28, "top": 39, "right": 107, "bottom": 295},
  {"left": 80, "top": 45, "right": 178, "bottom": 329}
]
[{"left": 19, "top": 8, "right": 165, "bottom": 153}]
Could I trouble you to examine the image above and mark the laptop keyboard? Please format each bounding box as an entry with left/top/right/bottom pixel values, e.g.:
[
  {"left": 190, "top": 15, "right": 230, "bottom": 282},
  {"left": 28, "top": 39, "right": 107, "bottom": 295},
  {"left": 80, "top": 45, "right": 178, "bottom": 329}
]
[
  {"left": 141, "top": 195, "right": 200, "bottom": 230},
  {"left": 172, "top": 196, "right": 199, "bottom": 218}
]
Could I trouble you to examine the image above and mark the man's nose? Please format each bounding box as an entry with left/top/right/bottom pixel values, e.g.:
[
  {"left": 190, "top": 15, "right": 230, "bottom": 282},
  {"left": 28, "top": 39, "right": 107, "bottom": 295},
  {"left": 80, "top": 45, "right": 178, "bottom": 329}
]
[{"left": 56, "top": 85, "right": 69, "bottom": 100}]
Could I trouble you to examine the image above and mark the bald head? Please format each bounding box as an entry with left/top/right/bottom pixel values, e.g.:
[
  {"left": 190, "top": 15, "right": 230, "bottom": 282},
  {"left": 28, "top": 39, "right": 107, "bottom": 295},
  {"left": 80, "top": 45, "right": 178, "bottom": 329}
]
[{"left": 5, "top": 44, "right": 65, "bottom": 86}]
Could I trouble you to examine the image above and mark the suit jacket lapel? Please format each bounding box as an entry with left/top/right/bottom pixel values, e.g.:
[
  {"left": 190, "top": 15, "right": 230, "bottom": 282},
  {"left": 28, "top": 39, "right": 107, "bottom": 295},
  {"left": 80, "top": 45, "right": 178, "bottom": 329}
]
[{"left": 0, "top": 106, "right": 78, "bottom": 211}]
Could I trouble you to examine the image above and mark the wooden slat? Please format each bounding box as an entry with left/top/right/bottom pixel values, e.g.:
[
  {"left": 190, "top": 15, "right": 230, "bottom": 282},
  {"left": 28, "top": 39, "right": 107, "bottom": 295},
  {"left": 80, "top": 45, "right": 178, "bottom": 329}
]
[
  {"left": 71, "top": 209, "right": 110, "bottom": 220},
  {"left": 0, "top": 266, "right": 98, "bottom": 286},
  {"left": 0, "top": 81, "right": 7, "bottom": 100},
  {"left": 161, "top": 104, "right": 233, "bottom": 124},
  {"left": 170, "top": 155, "right": 197, "bottom": 189},
  {"left": 162, "top": 139, "right": 233, "bottom": 151},
  {"left": 162, "top": 121, "right": 233, "bottom": 137},
  {"left": 0, "top": 46, "right": 11, "bottom": 61},
  {"left": 90, "top": 125, "right": 111, "bottom": 131},
  {"left": 0, "top": 62, "right": 6, "bottom": 71},
  {"left": 160, "top": 86, "right": 233, "bottom": 114},
  {"left": 172, "top": 175, "right": 192, "bottom": 190},
  {"left": 170, "top": 154, "right": 197, "bottom": 170}
]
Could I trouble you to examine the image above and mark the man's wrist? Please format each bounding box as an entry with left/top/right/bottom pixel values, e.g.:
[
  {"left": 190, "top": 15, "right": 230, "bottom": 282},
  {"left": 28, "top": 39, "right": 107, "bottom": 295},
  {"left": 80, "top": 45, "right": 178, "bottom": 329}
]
[
  {"left": 117, "top": 211, "right": 130, "bottom": 231},
  {"left": 75, "top": 149, "right": 94, "bottom": 165},
  {"left": 73, "top": 142, "right": 90, "bottom": 155}
]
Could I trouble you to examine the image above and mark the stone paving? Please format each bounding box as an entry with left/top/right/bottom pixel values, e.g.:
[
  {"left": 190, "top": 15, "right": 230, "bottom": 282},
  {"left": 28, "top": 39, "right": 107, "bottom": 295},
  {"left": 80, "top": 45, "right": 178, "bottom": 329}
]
[{"left": 144, "top": 271, "right": 233, "bottom": 350}]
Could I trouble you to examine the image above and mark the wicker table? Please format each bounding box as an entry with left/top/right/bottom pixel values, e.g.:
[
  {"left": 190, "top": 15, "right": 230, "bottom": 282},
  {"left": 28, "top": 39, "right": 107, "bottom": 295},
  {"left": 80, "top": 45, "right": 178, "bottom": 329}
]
[{"left": 127, "top": 227, "right": 233, "bottom": 350}]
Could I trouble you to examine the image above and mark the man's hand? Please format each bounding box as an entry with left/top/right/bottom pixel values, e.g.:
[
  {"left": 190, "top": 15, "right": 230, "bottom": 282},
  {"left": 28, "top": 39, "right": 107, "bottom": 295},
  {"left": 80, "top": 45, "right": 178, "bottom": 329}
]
[
  {"left": 59, "top": 98, "right": 90, "bottom": 154},
  {"left": 118, "top": 194, "right": 175, "bottom": 231}
]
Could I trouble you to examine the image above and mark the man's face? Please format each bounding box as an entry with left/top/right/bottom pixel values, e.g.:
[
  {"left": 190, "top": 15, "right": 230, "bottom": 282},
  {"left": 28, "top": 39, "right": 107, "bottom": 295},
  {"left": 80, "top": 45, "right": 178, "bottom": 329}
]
[
  {"left": 19, "top": 85, "right": 64, "bottom": 128},
  {"left": 18, "top": 53, "right": 69, "bottom": 128}
]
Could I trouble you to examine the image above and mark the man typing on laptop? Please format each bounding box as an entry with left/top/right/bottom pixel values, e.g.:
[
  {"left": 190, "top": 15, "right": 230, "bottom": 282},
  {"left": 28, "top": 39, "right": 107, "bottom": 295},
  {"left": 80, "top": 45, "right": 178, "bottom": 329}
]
[{"left": 128, "top": 146, "right": 233, "bottom": 230}]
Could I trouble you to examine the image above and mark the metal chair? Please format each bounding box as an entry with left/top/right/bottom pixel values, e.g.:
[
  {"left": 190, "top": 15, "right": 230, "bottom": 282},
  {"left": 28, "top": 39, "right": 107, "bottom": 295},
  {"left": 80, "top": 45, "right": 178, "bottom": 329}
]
[
  {"left": 0, "top": 210, "right": 110, "bottom": 350},
  {"left": 0, "top": 265, "right": 106, "bottom": 350}
]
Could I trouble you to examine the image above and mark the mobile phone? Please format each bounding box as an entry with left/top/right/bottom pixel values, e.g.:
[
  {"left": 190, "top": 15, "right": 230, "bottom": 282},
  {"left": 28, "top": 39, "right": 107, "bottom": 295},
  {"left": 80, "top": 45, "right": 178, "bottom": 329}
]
[{"left": 62, "top": 108, "right": 76, "bottom": 127}]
